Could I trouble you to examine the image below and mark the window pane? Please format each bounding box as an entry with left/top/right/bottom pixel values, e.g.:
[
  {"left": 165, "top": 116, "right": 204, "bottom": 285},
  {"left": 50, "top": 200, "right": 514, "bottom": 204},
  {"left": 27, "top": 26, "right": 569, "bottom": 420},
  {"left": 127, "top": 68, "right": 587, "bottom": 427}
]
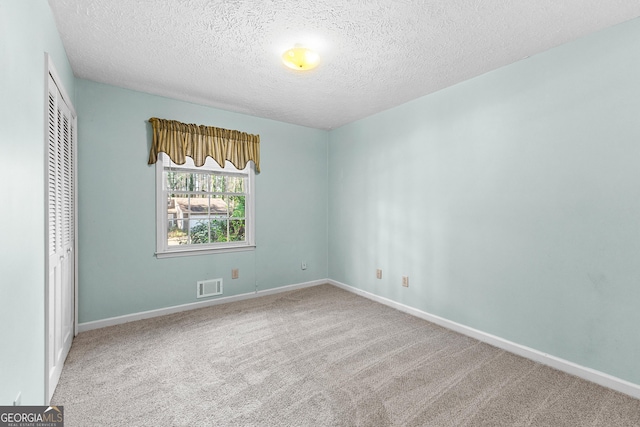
[
  {"left": 229, "top": 195, "right": 245, "bottom": 218},
  {"left": 189, "top": 219, "right": 211, "bottom": 244},
  {"left": 211, "top": 175, "right": 226, "bottom": 192},
  {"left": 227, "top": 176, "right": 244, "bottom": 193},
  {"left": 211, "top": 219, "right": 227, "bottom": 242},
  {"left": 167, "top": 218, "right": 187, "bottom": 246},
  {"left": 166, "top": 171, "right": 211, "bottom": 192},
  {"left": 166, "top": 171, "right": 189, "bottom": 192},
  {"left": 165, "top": 171, "right": 178, "bottom": 191},
  {"left": 207, "top": 219, "right": 227, "bottom": 242},
  {"left": 188, "top": 193, "right": 211, "bottom": 217},
  {"left": 210, "top": 195, "right": 227, "bottom": 218},
  {"left": 229, "top": 219, "right": 245, "bottom": 242},
  {"left": 191, "top": 173, "right": 209, "bottom": 192}
]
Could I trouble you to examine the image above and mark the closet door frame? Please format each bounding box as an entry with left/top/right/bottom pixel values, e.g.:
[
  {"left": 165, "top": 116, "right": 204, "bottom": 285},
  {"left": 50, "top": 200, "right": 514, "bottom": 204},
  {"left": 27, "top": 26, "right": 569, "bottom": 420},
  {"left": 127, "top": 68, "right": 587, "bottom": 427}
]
[{"left": 44, "top": 53, "right": 78, "bottom": 404}]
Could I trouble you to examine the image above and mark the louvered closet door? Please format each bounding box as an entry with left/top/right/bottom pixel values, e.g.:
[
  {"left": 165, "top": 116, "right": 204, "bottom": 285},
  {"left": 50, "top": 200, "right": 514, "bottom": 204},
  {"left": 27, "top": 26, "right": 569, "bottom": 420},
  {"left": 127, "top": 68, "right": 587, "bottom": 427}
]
[{"left": 46, "top": 73, "right": 76, "bottom": 403}]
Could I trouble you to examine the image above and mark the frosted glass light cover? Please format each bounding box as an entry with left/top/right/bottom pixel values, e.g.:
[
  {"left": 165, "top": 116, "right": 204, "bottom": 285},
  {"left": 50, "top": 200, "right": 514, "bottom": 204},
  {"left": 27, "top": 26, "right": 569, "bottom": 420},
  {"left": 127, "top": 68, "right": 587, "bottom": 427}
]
[{"left": 282, "top": 47, "right": 320, "bottom": 70}]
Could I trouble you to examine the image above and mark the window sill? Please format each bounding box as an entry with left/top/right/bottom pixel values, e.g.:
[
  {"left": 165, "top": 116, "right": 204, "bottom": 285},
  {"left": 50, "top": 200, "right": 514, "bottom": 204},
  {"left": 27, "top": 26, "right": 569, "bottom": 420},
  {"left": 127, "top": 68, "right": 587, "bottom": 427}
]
[{"left": 156, "top": 244, "right": 256, "bottom": 259}]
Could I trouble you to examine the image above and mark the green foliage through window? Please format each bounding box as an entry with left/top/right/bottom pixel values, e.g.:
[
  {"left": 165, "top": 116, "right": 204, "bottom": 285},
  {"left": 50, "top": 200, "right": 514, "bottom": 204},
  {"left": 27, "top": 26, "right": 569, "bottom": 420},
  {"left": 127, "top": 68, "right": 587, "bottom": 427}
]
[{"left": 164, "top": 168, "right": 249, "bottom": 247}]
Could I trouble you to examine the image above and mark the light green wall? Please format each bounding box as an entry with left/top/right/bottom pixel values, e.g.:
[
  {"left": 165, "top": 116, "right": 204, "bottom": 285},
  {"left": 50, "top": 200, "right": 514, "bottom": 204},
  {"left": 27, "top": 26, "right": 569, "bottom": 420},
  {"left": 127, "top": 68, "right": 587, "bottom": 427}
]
[
  {"left": 0, "top": 0, "right": 75, "bottom": 405},
  {"left": 328, "top": 18, "right": 640, "bottom": 385},
  {"left": 76, "top": 80, "right": 328, "bottom": 323}
]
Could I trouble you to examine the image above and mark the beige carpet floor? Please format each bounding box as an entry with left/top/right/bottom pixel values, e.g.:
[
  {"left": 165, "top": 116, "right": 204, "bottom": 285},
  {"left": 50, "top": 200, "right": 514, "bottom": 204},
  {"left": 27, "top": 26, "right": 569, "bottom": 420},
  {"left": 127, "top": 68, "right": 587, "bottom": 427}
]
[{"left": 52, "top": 284, "right": 640, "bottom": 426}]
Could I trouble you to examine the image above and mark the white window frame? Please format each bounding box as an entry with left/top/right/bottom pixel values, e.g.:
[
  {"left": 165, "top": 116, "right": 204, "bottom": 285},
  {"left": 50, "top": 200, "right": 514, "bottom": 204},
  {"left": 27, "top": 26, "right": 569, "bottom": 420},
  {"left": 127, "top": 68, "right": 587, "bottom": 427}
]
[{"left": 155, "top": 153, "right": 255, "bottom": 258}]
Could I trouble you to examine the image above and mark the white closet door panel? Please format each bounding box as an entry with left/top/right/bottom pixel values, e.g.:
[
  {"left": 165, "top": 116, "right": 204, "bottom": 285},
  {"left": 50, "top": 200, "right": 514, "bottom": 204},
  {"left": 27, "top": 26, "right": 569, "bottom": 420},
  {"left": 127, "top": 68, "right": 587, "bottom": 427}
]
[{"left": 46, "top": 70, "right": 75, "bottom": 403}]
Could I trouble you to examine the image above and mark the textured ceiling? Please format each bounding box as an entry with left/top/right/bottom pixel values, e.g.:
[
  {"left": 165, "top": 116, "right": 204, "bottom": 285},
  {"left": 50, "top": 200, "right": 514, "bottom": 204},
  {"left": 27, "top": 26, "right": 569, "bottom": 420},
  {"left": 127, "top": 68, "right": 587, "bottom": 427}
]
[{"left": 48, "top": 0, "right": 640, "bottom": 130}]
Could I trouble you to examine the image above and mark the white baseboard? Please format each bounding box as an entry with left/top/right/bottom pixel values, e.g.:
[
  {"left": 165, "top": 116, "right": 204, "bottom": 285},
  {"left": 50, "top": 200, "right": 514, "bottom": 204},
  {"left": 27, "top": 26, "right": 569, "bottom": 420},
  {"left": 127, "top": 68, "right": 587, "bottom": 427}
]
[
  {"left": 77, "top": 277, "right": 640, "bottom": 400},
  {"left": 328, "top": 279, "right": 640, "bottom": 400},
  {"left": 77, "top": 279, "right": 326, "bottom": 333}
]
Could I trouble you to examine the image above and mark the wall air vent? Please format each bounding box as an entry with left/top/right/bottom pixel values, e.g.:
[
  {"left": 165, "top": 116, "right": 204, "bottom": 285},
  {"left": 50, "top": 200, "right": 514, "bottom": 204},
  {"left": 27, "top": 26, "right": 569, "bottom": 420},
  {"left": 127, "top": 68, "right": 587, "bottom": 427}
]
[{"left": 197, "top": 278, "right": 223, "bottom": 298}]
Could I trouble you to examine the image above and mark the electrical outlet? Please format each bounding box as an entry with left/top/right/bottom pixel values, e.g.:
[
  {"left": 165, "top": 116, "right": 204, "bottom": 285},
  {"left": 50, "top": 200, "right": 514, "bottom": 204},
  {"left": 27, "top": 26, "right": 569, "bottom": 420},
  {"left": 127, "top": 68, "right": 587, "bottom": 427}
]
[
  {"left": 402, "top": 276, "right": 409, "bottom": 287},
  {"left": 232, "top": 269, "right": 239, "bottom": 279},
  {"left": 376, "top": 269, "right": 382, "bottom": 279},
  {"left": 301, "top": 261, "right": 307, "bottom": 270}
]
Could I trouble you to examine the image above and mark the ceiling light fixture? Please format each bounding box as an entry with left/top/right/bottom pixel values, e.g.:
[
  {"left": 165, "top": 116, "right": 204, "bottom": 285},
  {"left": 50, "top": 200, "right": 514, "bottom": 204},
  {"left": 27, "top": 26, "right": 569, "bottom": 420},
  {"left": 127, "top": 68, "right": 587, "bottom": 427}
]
[{"left": 281, "top": 46, "right": 320, "bottom": 71}]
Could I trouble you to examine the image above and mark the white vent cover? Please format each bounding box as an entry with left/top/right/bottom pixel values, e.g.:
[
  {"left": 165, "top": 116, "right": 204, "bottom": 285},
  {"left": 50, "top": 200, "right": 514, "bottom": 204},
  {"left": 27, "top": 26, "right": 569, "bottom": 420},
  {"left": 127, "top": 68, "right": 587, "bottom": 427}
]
[{"left": 197, "top": 278, "right": 223, "bottom": 298}]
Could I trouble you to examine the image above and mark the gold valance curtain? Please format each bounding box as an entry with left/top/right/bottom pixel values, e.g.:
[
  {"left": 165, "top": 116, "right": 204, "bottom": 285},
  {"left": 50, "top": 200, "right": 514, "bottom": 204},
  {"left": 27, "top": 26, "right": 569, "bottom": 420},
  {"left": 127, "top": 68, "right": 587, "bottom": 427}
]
[{"left": 147, "top": 117, "right": 260, "bottom": 173}]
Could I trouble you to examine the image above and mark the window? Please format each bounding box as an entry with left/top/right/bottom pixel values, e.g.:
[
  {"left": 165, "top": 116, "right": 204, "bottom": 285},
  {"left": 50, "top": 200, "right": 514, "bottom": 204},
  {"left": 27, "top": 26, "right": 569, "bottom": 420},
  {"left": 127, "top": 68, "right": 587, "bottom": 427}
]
[{"left": 155, "top": 153, "right": 255, "bottom": 258}]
